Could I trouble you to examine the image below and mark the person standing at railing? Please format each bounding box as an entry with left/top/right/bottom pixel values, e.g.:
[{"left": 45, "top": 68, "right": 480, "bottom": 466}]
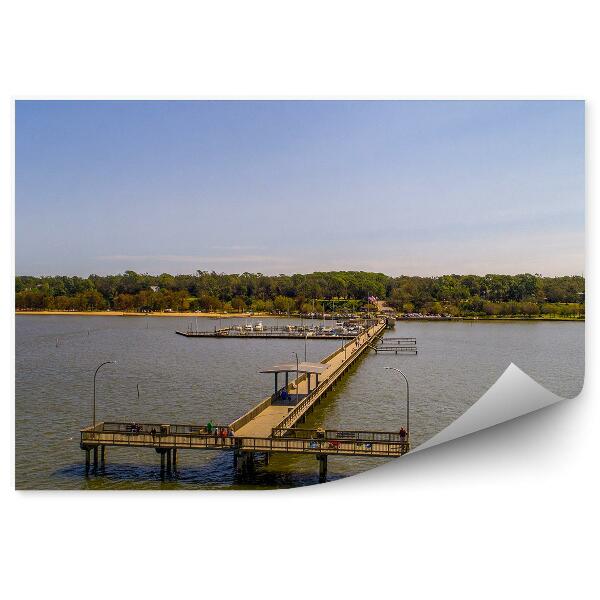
[
  {"left": 219, "top": 427, "right": 227, "bottom": 445},
  {"left": 399, "top": 427, "right": 407, "bottom": 442}
]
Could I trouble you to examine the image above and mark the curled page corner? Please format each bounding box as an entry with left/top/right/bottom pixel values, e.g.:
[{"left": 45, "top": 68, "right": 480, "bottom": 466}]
[{"left": 412, "top": 363, "right": 563, "bottom": 453}]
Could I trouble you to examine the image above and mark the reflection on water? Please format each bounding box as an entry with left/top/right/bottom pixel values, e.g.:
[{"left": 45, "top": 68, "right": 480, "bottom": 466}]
[{"left": 16, "top": 315, "right": 584, "bottom": 489}]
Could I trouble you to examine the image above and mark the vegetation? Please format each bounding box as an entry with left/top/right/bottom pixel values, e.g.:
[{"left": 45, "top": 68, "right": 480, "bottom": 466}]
[{"left": 15, "top": 271, "right": 585, "bottom": 318}]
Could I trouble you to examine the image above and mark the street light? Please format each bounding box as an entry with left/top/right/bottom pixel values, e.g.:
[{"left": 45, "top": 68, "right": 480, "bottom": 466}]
[
  {"left": 93, "top": 361, "right": 116, "bottom": 429},
  {"left": 293, "top": 352, "right": 299, "bottom": 404},
  {"left": 385, "top": 367, "right": 409, "bottom": 439}
]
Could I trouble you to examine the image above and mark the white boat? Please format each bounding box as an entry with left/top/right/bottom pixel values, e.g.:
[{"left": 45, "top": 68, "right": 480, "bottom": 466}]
[
  {"left": 254, "top": 322, "right": 264, "bottom": 331},
  {"left": 244, "top": 323, "right": 253, "bottom": 331}
]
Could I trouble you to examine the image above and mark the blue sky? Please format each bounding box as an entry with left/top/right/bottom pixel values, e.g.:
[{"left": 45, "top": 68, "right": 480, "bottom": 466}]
[{"left": 15, "top": 100, "right": 584, "bottom": 276}]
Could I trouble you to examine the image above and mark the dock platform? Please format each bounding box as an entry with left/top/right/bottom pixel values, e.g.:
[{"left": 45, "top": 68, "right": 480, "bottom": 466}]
[{"left": 176, "top": 330, "right": 358, "bottom": 339}]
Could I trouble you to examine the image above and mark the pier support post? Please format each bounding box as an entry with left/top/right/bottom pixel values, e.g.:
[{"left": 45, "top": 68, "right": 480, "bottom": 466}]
[
  {"left": 317, "top": 454, "right": 327, "bottom": 483},
  {"left": 100, "top": 445, "right": 106, "bottom": 469},
  {"left": 264, "top": 452, "right": 270, "bottom": 466},
  {"left": 85, "top": 448, "right": 90, "bottom": 473},
  {"left": 235, "top": 451, "right": 255, "bottom": 478},
  {"left": 172, "top": 449, "right": 177, "bottom": 471},
  {"left": 233, "top": 439, "right": 242, "bottom": 471},
  {"left": 93, "top": 446, "right": 99, "bottom": 471},
  {"left": 166, "top": 448, "right": 172, "bottom": 474},
  {"left": 160, "top": 449, "right": 166, "bottom": 475},
  {"left": 246, "top": 452, "right": 256, "bottom": 476}
]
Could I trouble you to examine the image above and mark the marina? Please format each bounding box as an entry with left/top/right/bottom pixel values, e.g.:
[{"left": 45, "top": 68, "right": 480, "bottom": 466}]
[{"left": 176, "top": 318, "right": 381, "bottom": 340}]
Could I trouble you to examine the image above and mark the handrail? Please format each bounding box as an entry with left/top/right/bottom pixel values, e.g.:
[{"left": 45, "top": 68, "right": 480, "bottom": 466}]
[
  {"left": 272, "top": 427, "right": 406, "bottom": 442},
  {"left": 81, "top": 429, "right": 409, "bottom": 457}
]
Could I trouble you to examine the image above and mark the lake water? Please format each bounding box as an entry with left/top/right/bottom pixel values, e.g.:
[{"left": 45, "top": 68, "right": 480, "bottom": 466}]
[{"left": 15, "top": 315, "right": 584, "bottom": 489}]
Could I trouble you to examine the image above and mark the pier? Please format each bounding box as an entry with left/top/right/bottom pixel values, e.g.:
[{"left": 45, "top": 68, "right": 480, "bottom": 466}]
[
  {"left": 372, "top": 337, "right": 418, "bottom": 354},
  {"left": 176, "top": 329, "right": 358, "bottom": 339},
  {"left": 175, "top": 320, "right": 377, "bottom": 340},
  {"left": 80, "top": 318, "right": 412, "bottom": 482}
]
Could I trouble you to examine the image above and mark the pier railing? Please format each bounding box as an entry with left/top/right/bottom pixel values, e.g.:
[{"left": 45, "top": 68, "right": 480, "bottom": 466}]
[
  {"left": 271, "top": 427, "right": 405, "bottom": 443},
  {"left": 80, "top": 424, "right": 408, "bottom": 457},
  {"left": 98, "top": 422, "right": 232, "bottom": 435},
  {"left": 81, "top": 426, "right": 237, "bottom": 450},
  {"left": 379, "top": 337, "right": 417, "bottom": 345},
  {"left": 239, "top": 436, "right": 408, "bottom": 457}
]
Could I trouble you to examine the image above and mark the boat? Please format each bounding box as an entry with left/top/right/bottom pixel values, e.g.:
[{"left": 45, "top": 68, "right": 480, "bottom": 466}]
[{"left": 254, "top": 322, "right": 264, "bottom": 331}]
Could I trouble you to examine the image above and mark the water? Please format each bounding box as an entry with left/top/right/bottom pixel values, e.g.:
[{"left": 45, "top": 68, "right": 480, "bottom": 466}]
[{"left": 15, "top": 315, "right": 584, "bottom": 489}]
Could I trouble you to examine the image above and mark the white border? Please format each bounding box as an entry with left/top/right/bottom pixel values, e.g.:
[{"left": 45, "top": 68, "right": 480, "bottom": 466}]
[{"left": 1, "top": 2, "right": 596, "bottom": 597}]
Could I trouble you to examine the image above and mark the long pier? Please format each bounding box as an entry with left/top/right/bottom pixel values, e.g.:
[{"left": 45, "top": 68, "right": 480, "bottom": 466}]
[{"left": 80, "top": 318, "right": 411, "bottom": 482}]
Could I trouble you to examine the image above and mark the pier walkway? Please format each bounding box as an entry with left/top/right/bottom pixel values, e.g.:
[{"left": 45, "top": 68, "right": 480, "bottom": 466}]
[{"left": 230, "top": 320, "right": 386, "bottom": 437}]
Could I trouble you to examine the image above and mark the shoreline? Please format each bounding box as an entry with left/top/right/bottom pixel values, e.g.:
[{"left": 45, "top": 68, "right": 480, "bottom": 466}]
[
  {"left": 15, "top": 310, "right": 272, "bottom": 319},
  {"left": 14, "top": 310, "right": 584, "bottom": 322}
]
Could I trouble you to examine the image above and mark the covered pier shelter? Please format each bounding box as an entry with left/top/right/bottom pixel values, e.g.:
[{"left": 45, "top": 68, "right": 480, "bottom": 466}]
[{"left": 260, "top": 362, "right": 330, "bottom": 405}]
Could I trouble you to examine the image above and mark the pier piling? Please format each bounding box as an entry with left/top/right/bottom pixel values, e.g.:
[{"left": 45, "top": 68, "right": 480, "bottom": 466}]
[{"left": 317, "top": 454, "right": 327, "bottom": 483}]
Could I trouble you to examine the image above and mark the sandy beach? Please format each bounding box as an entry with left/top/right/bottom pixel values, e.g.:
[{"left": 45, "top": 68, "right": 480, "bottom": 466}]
[{"left": 15, "top": 310, "right": 271, "bottom": 318}]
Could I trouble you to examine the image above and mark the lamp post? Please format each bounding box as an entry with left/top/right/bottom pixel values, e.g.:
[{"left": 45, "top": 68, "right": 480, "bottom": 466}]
[
  {"left": 93, "top": 361, "right": 116, "bottom": 429},
  {"left": 304, "top": 333, "right": 308, "bottom": 362},
  {"left": 293, "top": 352, "right": 299, "bottom": 404},
  {"left": 385, "top": 367, "right": 409, "bottom": 439}
]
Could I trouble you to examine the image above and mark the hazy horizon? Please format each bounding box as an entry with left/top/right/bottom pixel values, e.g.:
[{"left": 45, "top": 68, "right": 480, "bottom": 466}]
[
  {"left": 16, "top": 100, "right": 585, "bottom": 277},
  {"left": 15, "top": 267, "right": 584, "bottom": 279}
]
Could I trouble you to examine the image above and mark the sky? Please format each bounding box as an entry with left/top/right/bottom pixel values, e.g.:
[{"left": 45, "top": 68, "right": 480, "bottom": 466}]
[{"left": 15, "top": 100, "right": 585, "bottom": 277}]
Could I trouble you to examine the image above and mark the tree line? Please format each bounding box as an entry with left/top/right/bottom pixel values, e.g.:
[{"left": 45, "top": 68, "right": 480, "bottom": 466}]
[{"left": 15, "top": 270, "right": 585, "bottom": 317}]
